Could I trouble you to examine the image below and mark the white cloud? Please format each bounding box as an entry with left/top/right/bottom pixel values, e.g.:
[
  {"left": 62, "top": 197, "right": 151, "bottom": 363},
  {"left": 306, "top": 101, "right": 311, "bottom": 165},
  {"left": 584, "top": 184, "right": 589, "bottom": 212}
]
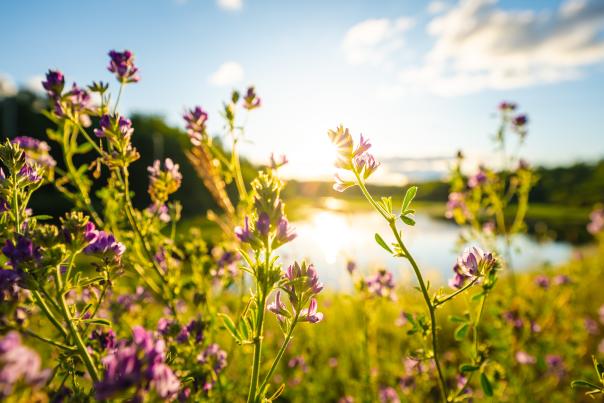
[
  {"left": 427, "top": 1, "right": 449, "bottom": 14},
  {"left": 342, "top": 17, "right": 415, "bottom": 65},
  {"left": 398, "top": 0, "right": 604, "bottom": 95},
  {"left": 208, "top": 62, "right": 244, "bottom": 86},
  {"left": 217, "top": 0, "right": 242, "bottom": 11},
  {"left": 25, "top": 75, "right": 45, "bottom": 94},
  {"left": 0, "top": 74, "right": 17, "bottom": 98}
]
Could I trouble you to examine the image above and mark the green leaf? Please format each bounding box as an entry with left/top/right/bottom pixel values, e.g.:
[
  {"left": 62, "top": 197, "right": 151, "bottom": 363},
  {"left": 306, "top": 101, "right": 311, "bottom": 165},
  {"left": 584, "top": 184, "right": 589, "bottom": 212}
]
[
  {"left": 374, "top": 233, "right": 393, "bottom": 254},
  {"left": 32, "top": 215, "right": 53, "bottom": 221},
  {"left": 593, "top": 356, "right": 604, "bottom": 379},
  {"left": 460, "top": 363, "right": 480, "bottom": 372},
  {"left": 218, "top": 313, "right": 241, "bottom": 341},
  {"left": 480, "top": 373, "right": 493, "bottom": 397},
  {"left": 82, "top": 318, "right": 111, "bottom": 327},
  {"left": 454, "top": 323, "right": 469, "bottom": 341},
  {"left": 400, "top": 215, "right": 416, "bottom": 226},
  {"left": 76, "top": 142, "right": 94, "bottom": 154},
  {"left": 571, "top": 380, "right": 602, "bottom": 390},
  {"left": 449, "top": 315, "right": 468, "bottom": 323},
  {"left": 402, "top": 186, "right": 418, "bottom": 211}
]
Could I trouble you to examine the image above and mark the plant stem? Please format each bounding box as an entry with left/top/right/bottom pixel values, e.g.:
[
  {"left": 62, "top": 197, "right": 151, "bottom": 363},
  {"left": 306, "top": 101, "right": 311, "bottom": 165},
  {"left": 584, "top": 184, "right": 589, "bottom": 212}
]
[
  {"left": 354, "top": 170, "right": 448, "bottom": 402},
  {"left": 58, "top": 288, "right": 100, "bottom": 383},
  {"left": 32, "top": 290, "right": 69, "bottom": 340},
  {"left": 258, "top": 314, "right": 300, "bottom": 394},
  {"left": 247, "top": 244, "right": 271, "bottom": 403},
  {"left": 434, "top": 277, "right": 479, "bottom": 307},
  {"left": 11, "top": 170, "right": 20, "bottom": 233},
  {"left": 20, "top": 328, "right": 76, "bottom": 351},
  {"left": 231, "top": 137, "right": 248, "bottom": 200}
]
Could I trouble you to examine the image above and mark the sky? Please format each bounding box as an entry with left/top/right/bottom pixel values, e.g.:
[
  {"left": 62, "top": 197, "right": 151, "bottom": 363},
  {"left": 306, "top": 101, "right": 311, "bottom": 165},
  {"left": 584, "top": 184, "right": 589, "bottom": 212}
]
[{"left": 1, "top": 0, "right": 603, "bottom": 183}]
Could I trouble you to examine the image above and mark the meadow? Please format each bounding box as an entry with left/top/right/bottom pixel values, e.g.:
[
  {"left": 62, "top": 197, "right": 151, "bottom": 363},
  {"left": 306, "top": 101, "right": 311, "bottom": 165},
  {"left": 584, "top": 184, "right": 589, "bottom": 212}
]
[{"left": 1, "top": 50, "right": 604, "bottom": 403}]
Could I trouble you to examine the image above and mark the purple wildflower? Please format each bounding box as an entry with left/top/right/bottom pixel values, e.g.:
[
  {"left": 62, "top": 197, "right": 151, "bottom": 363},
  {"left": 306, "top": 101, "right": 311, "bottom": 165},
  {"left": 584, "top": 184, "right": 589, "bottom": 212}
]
[
  {"left": 12, "top": 136, "right": 56, "bottom": 168},
  {"left": 255, "top": 212, "right": 270, "bottom": 236},
  {"left": 299, "top": 298, "right": 324, "bottom": 323},
  {"left": 197, "top": 344, "right": 227, "bottom": 392},
  {"left": 243, "top": 86, "right": 261, "bottom": 110},
  {"left": 0, "top": 332, "right": 50, "bottom": 397},
  {"left": 84, "top": 231, "right": 126, "bottom": 262},
  {"left": 379, "top": 386, "right": 400, "bottom": 403},
  {"left": 353, "top": 152, "right": 380, "bottom": 179},
  {"left": 448, "top": 263, "right": 470, "bottom": 289},
  {"left": 235, "top": 216, "right": 254, "bottom": 243},
  {"left": 269, "top": 153, "right": 288, "bottom": 169},
  {"left": 365, "top": 269, "right": 396, "bottom": 299},
  {"left": 333, "top": 173, "right": 355, "bottom": 192},
  {"left": 147, "top": 203, "right": 171, "bottom": 223},
  {"left": 41, "top": 69, "right": 65, "bottom": 98},
  {"left": 499, "top": 101, "right": 517, "bottom": 111},
  {"left": 18, "top": 164, "right": 42, "bottom": 183},
  {"left": 2, "top": 236, "right": 40, "bottom": 268},
  {"left": 346, "top": 260, "right": 356, "bottom": 274},
  {"left": 546, "top": 354, "right": 565, "bottom": 377},
  {"left": 553, "top": 274, "right": 571, "bottom": 286},
  {"left": 502, "top": 310, "right": 524, "bottom": 330},
  {"left": 96, "top": 326, "right": 179, "bottom": 401},
  {"left": 588, "top": 208, "right": 604, "bottom": 235},
  {"left": 512, "top": 114, "right": 528, "bottom": 127},
  {"left": 534, "top": 275, "right": 550, "bottom": 289},
  {"left": 445, "top": 192, "right": 469, "bottom": 220},
  {"left": 107, "top": 50, "right": 140, "bottom": 84},
  {"left": 288, "top": 356, "right": 308, "bottom": 372},
  {"left": 515, "top": 351, "right": 536, "bottom": 365},
  {"left": 268, "top": 290, "right": 289, "bottom": 321},
  {"left": 467, "top": 168, "right": 487, "bottom": 188},
  {"left": 273, "top": 216, "right": 297, "bottom": 247},
  {"left": 352, "top": 134, "right": 371, "bottom": 157},
  {"left": 183, "top": 106, "right": 209, "bottom": 145},
  {"left": 585, "top": 318, "right": 599, "bottom": 335},
  {"left": 90, "top": 329, "right": 116, "bottom": 351},
  {"left": 284, "top": 261, "right": 324, "bottom": 298},
  {"left": 457, "top": 246, "right": 495, "bottom": 277},
  {"left": 148, "top": 158, "right": 182, "bottom": 204},
  {"left": 0, "top": 269, "right": 21, "bottom": 300}
]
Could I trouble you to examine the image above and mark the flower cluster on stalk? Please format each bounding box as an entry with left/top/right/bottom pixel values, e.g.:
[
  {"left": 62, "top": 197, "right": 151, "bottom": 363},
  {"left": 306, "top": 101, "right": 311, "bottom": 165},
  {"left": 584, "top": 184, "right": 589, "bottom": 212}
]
[
  {"left": 107, "top": 50, "right": 140, "bottom": 84},
  {"left": 269, "top": 261, "right": 324, "bottom": 324},
  {"left": 448, "top": 246, "right": 497, "bottom": 289},
  {"left": 95, "top": 326, "right": 180, "bottom": 401},
  {"left": 94, "top": 114, "right": 140, "bottom": 167},
  {"left": 0, "top": 332, "right": 50, "bottom": 398},
  {"left": 147, "top": 158, "right": 183, "bottom": 205},
  {"left": 327, "top": 126, "right": 379, "bottom": 192}
]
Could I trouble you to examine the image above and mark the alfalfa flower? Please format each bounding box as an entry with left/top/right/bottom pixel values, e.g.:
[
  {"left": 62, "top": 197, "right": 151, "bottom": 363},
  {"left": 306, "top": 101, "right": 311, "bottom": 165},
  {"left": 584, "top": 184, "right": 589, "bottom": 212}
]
[
  {"left": 267, "top": 290, "right": 290, "bottom": 321},
  {"left": 41, "top": 69, "right": 65, "bottom": 98},
  {"left": 515, "top": 351, "right": 536, "bottom": 365},
  {"left": 587, "top": 208, "right": 604, "bottom": 235},
  {"left": 456, "top": 246, "right": 496, "bottom": 277},
  {"left": 327, "top": 126, "right": 354, "bottom": 170},
  {"left": 0, "top": 332, "right": 50, "bottom": 398},
  {"left": 467, "top": 168, "right": 487, "bottom": 188},
  {"left": 147, "top": 158, "right": 182, "bottom": 205},
  {"left": 183, "top": 106, "right": 209, "bottom": 145},
  {"left": 107, "top": 50, "right": 140, "bottom": 84},
  {"left": 243, "top": 86, "right": 261, "bottom": 110},
  {"left": 11, "top": 137, "right": 56, "bottom": 168},
  {"left": 268, "top": 153, "right": 288, "bottom": 169},
  {"left": 364, "top": 268, "right": 396, "bottom": 300},
  {"left": 84, "top": 231, "right": 126, "bottom": 263},
  {"left": 197, "top": 344, "right": 228, "bottom": 392}
]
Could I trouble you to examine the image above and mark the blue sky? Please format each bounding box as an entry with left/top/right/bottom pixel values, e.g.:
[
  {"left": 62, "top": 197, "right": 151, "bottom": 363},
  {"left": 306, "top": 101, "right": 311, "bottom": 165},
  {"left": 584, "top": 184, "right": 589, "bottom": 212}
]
[{"left": 1, "top": 0, "right": 603, "bottom": 182}]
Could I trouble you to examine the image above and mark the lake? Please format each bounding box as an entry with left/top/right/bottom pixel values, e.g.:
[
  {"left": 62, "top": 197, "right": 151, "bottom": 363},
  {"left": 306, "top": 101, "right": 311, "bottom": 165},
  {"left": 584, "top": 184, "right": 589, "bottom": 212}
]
[{"left": 280, "top": 198, "right": 573, "bottom": 290}]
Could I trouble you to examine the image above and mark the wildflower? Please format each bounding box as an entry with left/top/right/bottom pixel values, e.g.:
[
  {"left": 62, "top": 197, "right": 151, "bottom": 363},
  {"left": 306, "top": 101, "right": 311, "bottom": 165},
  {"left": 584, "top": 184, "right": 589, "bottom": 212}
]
[
  {"left": 273, "top": 216, "right": 297, "bottom": 247},
  {"left": 147, "top": 203, "right": 171, "bottom": 223},
  {"left": 346, "top": 260, "right": 356, "bottom": 274},
  {"left": 333, "top": 172, "right": 355, "bottom": 192},
  {"left": 11, "top": 136, "right": 56, "bottom": 168},
  {"left": 299, "top": 298, "right": 323, "bottom": 323},
  {"left": 448, "top": 263, "right": 470, "bottom": 289},
  {"left": 96, "top": 326, "right": 179, "bottom": 401},
  {"left": 445, "top": 192, "right": 469, "bottom": 220},
  {"left": 0, "top": 269, "right": 21, "bottom": 300},
  {"left": 584, "top": 318, "right": 599, "bottom": 335},
  {"left": 41, "top": 69, "right": 65, "bottom": 98},
  {"left": 498, "top": 101, "right": 517, "bottom": 111},
  {"left": 256, "top": 212, "right": 270, "bottom": 236},
  {"left": 268, "top": 291, "right": 289, "bottom": 321},
  {"left": 269, "top": 153, "right": 288, "bottom": 169},
  {"left": 61, "top": 212, "right": 99, "bottom": 248},
  {"left": 107, "top": 50, "right": 140, "bottom": 84},
  {"left": 284, "top": 261, "right": 324, "bottom": 302},
  {"left": 456, "top": 375, "right": 472, "bottom": 396},
  {"left": 553, "top": 274, "right": 571, "bottom": 286},
  {"left": 467, "top": 168, "right": 487, "bottom": 188},
  {"left": 546, "top": 354, "right": 565, "bottom": 377},
  {"left": 234, "top": 216, "right": 254, "bottom": 243},
  {"left": 515, "top": 351, "right": 536, "bottom": 365},
  {"left": 379, "top": 386, "right": 400, "bottom": 403},
  {"left": 587, "top": 208, "right": 604, "bottom": 235},
  {"left": 512, "top": 114, "right": 528, "bottom": 127},
  {"left": 288, "top": 356, "right": 308, "bottom": 372},
  {"left": 243, "top": 86, "right": 261, "bottom": 110},
  {"left": 534, "top": 275, "right": 550, "bottom": 289},
  {"left": 0, "top": 332, "right": 50, "bottom": 397},
  {"left": 197, "top": 343, "right": 227, "bottom": 392},
  {"left": 456, "top": 246, "right": 496, "bottom": 277},
  {"left": 147, "top": 158, "right": 182, "bottom": 205},
  {"left": 353, "top": 152, "right": 380, "bottom": 180},
  {"left": 90, "top": 329, "right": 116, "bottom": 351},
  {"left": 352, "top": 134, "right": 371, "bottom": 157},
  {"left": 502, "top": 310, "right": 524, "bottom": 330},
  {"left": 67, "top": 83, "right": 92, "bottom": 113},
  {"left": 364, "top": 269, "right": 396, "bottom": 299},
  {"left": 2, "top": 236, "right": 40, "bottom": 269},
  {"left": 183, "top": 106, "right": 208, "bottom": 145},
  {"left": 395, "top": 311, "right": 408, "bottom": 327},
  {"left": 18, "top": 164, "right": 42, "bottom": 184},
  {"left": 84, "top": 231, "right": 126, "bottom": 262}
]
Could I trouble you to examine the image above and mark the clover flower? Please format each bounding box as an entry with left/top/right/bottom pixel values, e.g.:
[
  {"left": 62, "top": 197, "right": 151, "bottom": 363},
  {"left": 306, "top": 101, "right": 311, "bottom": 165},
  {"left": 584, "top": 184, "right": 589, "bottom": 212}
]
[
  {"left": 364, "top": 268, "right": 396, "bottom": 300},
  {"left": 11, "top": 136, "right": 56, "bottom": 168},
  {"left": 587, "top": 208, "right": 604, "bottom": 235},
  {"left": 147, "top": 158, "right": 182, "bottom": 205},
  {"left": 107, "top": 50, "right": 140, "bottom": 84},
  {"left": 84, "top": 230, "right": 125, "bottom": 262},
  {"left": 183, "top": 106, "right": 208, "bottom": 145},
  {"left": 0, "top": 332, "right": 50, "bottom": 398},
  {"left": 41, "top": 69, "right": 65, "bottom": 98},
  {"left": 96, "top": 326, "right": 179, "bottom": 401},
  {"left": 243, "top": 86, "right": 261, "bottom": 110}
]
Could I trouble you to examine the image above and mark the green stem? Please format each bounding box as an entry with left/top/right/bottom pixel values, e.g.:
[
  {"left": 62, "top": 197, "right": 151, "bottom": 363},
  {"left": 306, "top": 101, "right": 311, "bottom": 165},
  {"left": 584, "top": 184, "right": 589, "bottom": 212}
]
[
  {"left": 11, "top": 171, "right": 20, "bottom": 233},
  {"left": 58, "top": 288, "right": 100, "bottom": 383},
  {"left": 112, "top": 83, "right": 124, "bottom": 115},
  {"left": 354, "top": 170, "right": 448, "bottom": 402},
  {"left": 20, "top": 328, "right": 76, "bottom": 351},
  {"left": 258, "top": 314, "right": 300, "bottom": 394},
  {"left": 434, "top": 277, "right": 479, "bottom": 307},
  {"left": 231, "top": 138, "right": 248, "bottom": 200},
  {"left": 32, "top": 291, "right": 69, "bottom": 340},
  {"left": 73, "top": 121, "right": 102, "bottom": 155}
]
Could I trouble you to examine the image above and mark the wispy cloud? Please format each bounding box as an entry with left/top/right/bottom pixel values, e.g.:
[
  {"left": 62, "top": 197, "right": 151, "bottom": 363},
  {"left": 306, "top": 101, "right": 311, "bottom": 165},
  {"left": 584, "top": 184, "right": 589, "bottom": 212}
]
[
  {"left": 342, "top": 17, "right": 414, "bottom": 65},
  {"left": 0, "top": 74, "right": 17, "bottom": 98},
  {"left": 217, "top": 0, "right": 242, "bottom": 12},
  {"left": 208, "top": 62, "right": 244, "bottom": 86},
  {"left": 344, "top": 0, "right": 604, "bottom": 96}
]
